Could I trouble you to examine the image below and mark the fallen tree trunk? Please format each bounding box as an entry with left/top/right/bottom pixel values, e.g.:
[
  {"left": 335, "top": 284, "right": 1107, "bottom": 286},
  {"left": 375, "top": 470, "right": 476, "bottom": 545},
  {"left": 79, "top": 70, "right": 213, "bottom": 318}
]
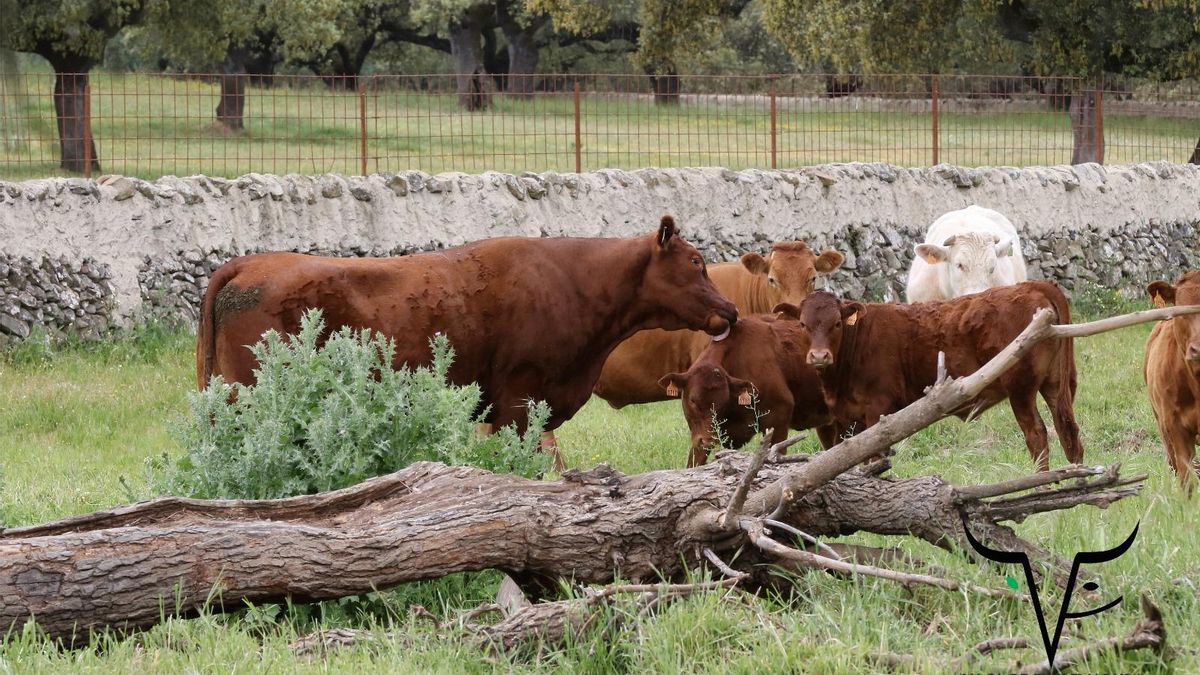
[
  {"left": 0, "top": 456, "right": 1144, "bottom": 643},
  {"left": 2, "top": 304, "right": 1196, "bottom": 644}
]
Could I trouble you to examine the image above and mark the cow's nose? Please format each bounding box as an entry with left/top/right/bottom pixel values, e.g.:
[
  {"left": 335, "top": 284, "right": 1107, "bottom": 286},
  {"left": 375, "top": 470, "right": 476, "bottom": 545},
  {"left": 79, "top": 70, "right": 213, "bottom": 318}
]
[
  {"left": 808, "top": 350, "right": 833, "bottom": 369},
  {"left": 1188, "top": 344, "right": 1200, "bottom": 362}
]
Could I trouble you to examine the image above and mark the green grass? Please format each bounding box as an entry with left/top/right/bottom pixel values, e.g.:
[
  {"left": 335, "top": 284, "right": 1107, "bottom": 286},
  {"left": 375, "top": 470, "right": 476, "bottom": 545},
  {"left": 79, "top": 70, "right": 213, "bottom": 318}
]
[
  {"left": 1, "top": 72, "right": 1197, "bottom": 180},
  {"left": 1, "top": 304, "right": 1196, "bottom": 673}
]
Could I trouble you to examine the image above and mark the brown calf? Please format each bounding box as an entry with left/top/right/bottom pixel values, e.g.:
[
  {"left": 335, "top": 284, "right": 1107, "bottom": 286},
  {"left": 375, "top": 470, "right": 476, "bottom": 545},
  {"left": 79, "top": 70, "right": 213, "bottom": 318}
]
[
  {"left": 658, "top": 314, "right": 837, "bottom": 467},
  {"left": 790, "top": 281, "right": 1083, "bottom": 471},
  {"left": 593, "top": 242, "right": 843, "bottom": 408},
  {"left": 1144, "top": 271, "right": 1200, "bottom": 491}
]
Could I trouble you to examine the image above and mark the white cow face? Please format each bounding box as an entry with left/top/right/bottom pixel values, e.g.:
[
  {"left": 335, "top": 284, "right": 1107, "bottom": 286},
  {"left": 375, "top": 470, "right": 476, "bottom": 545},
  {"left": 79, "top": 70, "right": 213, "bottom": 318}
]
[{"left": 915, "top": 232, "right": 1015, "bottom": 297}]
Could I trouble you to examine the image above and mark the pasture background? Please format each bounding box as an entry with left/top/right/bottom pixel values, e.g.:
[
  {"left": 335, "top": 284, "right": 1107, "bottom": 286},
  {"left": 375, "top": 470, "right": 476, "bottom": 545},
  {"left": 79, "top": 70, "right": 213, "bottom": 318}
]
[
  {"left": 2, "top": 69, "right": 1198, "bottom": 180},
  {"left": 0, "top": 293, "right": 1194, "bottom": 673}
]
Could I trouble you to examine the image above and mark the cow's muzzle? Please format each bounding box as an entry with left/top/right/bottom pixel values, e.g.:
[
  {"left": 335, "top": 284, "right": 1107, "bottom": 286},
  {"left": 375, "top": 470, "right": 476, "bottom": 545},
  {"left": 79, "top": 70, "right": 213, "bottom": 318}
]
[
  {"left": 1188, "top": 344, "right": 1200, "bottom": 362},
  {"left": 807, "top": 349, "right": 834, "bottom": 370},
  {"left": 704, "top": 307, "right": 738, "bottom": 337}
]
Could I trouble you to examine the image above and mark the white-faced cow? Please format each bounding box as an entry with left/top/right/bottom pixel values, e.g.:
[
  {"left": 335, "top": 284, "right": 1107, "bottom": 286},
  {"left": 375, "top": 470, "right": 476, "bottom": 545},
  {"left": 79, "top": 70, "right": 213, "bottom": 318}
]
[{"left": 906, "top": 205, "right": 1028, "bottom": 302}]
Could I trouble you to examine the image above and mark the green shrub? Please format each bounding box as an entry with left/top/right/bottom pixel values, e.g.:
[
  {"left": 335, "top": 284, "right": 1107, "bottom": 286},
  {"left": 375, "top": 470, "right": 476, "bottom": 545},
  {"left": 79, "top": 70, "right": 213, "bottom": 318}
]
[{"left": 156, "top": 309, "right": 549, "bottom": 500}]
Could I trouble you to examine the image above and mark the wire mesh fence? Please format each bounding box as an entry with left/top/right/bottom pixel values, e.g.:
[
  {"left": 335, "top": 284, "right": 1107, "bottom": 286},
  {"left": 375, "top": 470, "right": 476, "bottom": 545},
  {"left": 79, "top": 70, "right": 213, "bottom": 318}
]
[{"left": 0, "top": 71, "right": 1196, "bottom": 180}]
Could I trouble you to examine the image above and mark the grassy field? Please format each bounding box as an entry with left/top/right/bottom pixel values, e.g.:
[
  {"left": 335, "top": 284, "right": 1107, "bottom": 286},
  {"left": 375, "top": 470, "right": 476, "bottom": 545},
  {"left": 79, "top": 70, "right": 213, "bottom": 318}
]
[
  {"left": 0, "top": 296, "right": 1196, "bottom": 673},
  {"left": 1, "top": 72, "right": 1197, "bottom": 180}
]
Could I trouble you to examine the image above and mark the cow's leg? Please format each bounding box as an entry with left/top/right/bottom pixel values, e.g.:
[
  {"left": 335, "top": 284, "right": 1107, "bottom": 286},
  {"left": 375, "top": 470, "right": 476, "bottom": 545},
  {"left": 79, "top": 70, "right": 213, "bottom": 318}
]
[
  {"left": 1157, "top": 420, "right": 1197, "bottom": 494},
  {"left": 1008, "top": 387, "right": 1051, "bottom": 472},
  {"left": 539, "top": 431, "right": 566, "bottom": 473},
  {"left": 1040, "top": 381, "right": 1084, "bottom": 465},
  {"left": 815, "top": 423, "right": 840, "bottom": 450}
]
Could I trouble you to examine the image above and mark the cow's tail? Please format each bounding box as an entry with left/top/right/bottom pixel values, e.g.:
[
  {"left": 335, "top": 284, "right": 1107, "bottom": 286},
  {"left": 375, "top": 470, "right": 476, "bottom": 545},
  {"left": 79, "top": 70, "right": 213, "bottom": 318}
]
[{"left": 196, "top": 261, "right": 239, "bottom": 390}]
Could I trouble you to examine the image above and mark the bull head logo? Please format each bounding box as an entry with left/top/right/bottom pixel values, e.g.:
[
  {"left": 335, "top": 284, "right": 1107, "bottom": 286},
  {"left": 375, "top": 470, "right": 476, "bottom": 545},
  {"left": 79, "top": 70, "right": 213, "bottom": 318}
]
[{"left": 961, "top": 516, "right": 1139, "bottom": 671}]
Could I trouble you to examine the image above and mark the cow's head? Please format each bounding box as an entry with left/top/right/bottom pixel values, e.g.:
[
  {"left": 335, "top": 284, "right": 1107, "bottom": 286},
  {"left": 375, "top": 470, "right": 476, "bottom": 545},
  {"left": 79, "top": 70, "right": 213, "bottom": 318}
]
[
  {"left": 915, "top": 231, "right": 1016, "bottom": 297},
  {"left": 1148, "top": 271, "right": 1200, "bottom": 363},
  {"left": 793, "top": 292, "right": 862, "bottom": 371},
  {"left": 740, "top": 242, "right": 845, "bottom": 307},
  {"left": 660, "top": 364, "right": 756, "bottom": 465},
  {"left": 642, "top": 216, "right": 737, "bottom": 337}
]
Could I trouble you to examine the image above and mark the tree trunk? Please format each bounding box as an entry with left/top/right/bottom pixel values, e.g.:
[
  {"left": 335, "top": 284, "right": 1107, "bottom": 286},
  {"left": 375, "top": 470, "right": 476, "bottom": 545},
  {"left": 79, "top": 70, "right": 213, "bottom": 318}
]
[
  {"left": 50, "top": 68, "right": 99, "bottom": 174},
  {"left": 502, "top": 19, "right": 542, "bottom": 97},
  {"left": 824, "top": 74, "right": 862, "bottom": 98},
  {"left": 1069, "top": 89, "right": 1102, "bottom": 164},
  {"left": 215, "top": 48, "right": 248, "bottom": 131},
  {"left": 1189, "top": 138, "right": 1199, "bottom": 165},
  {"left": 0, "top": 458, "right": 1142, "bottom": 644},
  {"left": 649, "top": 69, "right": 681, "bottom": 105},
  {"left": 449, "top": 14, "right": 489, "bottom": 111}
]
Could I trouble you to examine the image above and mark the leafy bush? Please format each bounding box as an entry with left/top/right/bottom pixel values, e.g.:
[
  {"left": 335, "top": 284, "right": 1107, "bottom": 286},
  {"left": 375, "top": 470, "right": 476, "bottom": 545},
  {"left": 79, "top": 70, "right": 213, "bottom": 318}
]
[{"left": 157, "top": 309, "right": 549, "bottom": 500}]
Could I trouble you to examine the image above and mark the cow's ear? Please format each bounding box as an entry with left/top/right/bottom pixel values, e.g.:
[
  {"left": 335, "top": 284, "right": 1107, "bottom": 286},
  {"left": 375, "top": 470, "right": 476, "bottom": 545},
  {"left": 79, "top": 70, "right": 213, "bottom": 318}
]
[
  {"left": 994, "top": 235, "right": 1015, "bottom": 257},
  {"left": 659, "top": 372, "right": 688, "bottom": 397},
  {"left": 915, "top": 243, "right": 949, "bottom": 264},
  {"left": 728, "top": 377, "right": 755, "bottom": 407},
  {"left": 1147, "top": 281, "right": 1176, "bottom": 308},
  {"left": 815, "top": 249, "right": 845, "bottom": 273},
  {"left": 772, "top": 302, "right": 802, "bottom": 320},
  {"left": 740, "top": 252, "right": 769, "bottom": 275},
  {"left": 841, "top": 301, "right": 864, "bottom": 326},
  {"left": 657, "top": 215, "right": 677, "bottom": 248}
]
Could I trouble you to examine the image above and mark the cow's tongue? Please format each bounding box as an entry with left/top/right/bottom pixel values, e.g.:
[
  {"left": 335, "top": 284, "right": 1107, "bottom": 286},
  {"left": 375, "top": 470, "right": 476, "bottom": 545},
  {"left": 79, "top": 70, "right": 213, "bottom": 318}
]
[{"left": 711, "top": 325, "right": 731, "bottom": 342}]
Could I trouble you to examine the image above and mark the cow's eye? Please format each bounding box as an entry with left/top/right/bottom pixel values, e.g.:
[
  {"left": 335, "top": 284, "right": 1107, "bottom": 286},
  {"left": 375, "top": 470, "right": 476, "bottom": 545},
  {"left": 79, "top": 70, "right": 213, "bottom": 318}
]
[
  {"left": 957, "top": 263, "right": 966, "bottom": 271},
  {"left": 768, "top": 277, "right": 778, "bottom": 287},
  {"left": 691, "top": 257, "right": 702, "bottom": 267}
]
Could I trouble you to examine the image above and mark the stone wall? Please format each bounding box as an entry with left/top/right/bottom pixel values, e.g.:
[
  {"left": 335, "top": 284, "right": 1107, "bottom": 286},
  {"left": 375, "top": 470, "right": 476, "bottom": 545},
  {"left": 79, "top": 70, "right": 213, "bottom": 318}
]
[{"left": 1, "top": 163, "right": 1199, "bottom": 342}]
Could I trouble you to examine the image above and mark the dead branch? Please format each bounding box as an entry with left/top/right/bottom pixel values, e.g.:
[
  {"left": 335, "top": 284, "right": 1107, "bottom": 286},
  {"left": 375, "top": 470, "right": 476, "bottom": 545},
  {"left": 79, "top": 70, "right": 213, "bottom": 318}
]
[
  {"left": 720, "top": 432, "right": 772, "bottom": 529},
  {"left": 743, "top": 521, "right": 1021, "bottom": 599}
]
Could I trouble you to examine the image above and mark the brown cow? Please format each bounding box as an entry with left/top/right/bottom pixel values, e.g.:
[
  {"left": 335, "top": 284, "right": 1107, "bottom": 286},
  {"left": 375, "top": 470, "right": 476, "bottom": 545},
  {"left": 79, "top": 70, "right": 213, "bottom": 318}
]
[
  {"left": 196, "top": 216, "right": 737, "bottom": 464},
  {"left": 1144, "top": 271, "right": 1200, "bottom": 491},
  {"left": 790, "top": 281, "right": 1083, "bottom": 471},
  {"left": 657, "top": 314, "right": 838, "bottom": 467},
  {"left": 593, "top": 242, "right": 844, "bottom": 408}
]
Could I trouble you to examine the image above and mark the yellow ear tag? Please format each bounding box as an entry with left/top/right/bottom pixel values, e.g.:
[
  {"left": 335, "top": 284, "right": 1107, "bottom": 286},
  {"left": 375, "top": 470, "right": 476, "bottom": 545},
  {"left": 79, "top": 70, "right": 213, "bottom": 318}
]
[
  {"left": 738, "top": 391, "right": 753, "bottom": 406},
  {"left": 1153, "top": 293, "right": 1167, "bottom": 308},
  {"left": 846, "top": 312, "right": 859, "bottom": 326},
  {"left": 666, "top": 383, "right": 680, "bottom": 397}
]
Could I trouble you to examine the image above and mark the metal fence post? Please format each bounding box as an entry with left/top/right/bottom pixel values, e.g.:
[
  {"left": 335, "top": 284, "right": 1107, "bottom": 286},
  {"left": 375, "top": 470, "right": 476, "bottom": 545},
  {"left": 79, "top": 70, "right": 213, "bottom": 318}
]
[
  {"left": 573, "top": 80, "right": 582, "bottom": 174},
  {"left": 1094, "top": 85, "right": 1104, "bottom": 165},
  {"left": 83, "top": 80, "right": 93, "bottom": 178},
  {"left": 931, "top": 74, "right": 939, "bottom": 166},
  {"left": 769, "top": 77, "right": 777, "bottom": 169},
  {"left": 358, "top": 81, "right": 368, "bottom": 176}
]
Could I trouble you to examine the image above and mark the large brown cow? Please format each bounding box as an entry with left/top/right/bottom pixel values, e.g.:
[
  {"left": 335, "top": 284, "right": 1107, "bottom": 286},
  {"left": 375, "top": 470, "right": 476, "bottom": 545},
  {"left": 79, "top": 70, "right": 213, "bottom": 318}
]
[
  {"left": 1144, "top": 271, "right": 1200, "bottom": 491},
  {"left": 789, "top": 281, "right": 1083, "bottom": 471},
  {"left": 592, "top": 242, "right": 844, "bottom": 408},
  {"left": 657, "top": 314, "right": 837, "bottom": 467},
  {"left": 196, "top": 216, "right": 737, "bottom": 464}
]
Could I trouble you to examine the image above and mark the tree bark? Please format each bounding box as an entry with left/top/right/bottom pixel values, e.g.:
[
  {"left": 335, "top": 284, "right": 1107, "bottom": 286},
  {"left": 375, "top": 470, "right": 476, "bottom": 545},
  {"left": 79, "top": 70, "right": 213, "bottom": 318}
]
[
  {"left": 1069, "top": 89, "right": 1102, "bottom": 164},
  {"left": 649, "top": 69, "right": 681, "bottom": 105},
  {"left": 449, "top": 13, "right": 489, "bottom": 111},
  {"left": 501, "top": 16, "right": 544, "bottom": 97},
  {"left": 50, "top": 66, "right": 99, "bottom": 174},
  {"left": 215, "top": 48, "right": 249, "bottom": 131}
]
